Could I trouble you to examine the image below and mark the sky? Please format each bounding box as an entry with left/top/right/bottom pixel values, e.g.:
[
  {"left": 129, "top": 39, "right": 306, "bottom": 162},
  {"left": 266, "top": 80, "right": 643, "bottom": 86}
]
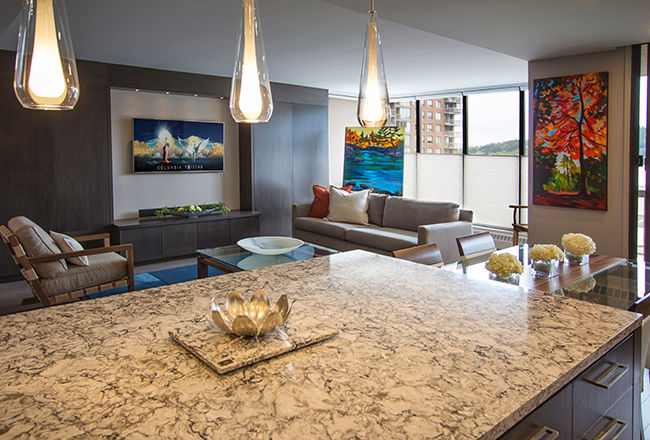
[{"left": 466, "top": 90, "right": 520, "bottom": 147}]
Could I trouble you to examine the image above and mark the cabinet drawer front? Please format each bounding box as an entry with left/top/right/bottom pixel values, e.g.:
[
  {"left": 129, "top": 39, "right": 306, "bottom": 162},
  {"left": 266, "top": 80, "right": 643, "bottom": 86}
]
[
  {"left": 162, "top": 224, "right": 198, "bottom": 258},
  {"left": 499, "top": 384, "right": 572, "bottom": 440},
  {"left": 573, "top": 335, "right": 633, "bottom": 437},
  {"left": 230, "top": 216, "right": 260, "bottom": 243},
  {"left": 579, "top": 388, "right": 633, "bottom": 440},
  {"left": 120, "top": 227, "right": 162, "bottom": 263},
  {"left": 198, "top": 221, "right": 230, "bottom": 249}
]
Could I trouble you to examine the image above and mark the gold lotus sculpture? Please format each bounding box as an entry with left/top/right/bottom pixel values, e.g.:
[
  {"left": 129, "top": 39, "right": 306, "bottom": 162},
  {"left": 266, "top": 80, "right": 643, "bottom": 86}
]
[{"left": 210, "top": 290, "right": 292, "bottom": 337}]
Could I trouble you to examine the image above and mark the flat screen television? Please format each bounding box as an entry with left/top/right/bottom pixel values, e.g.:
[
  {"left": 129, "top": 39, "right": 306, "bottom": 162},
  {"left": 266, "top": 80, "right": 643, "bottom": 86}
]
[{"left": 132, "top": 118, "right": 224, "bottom": 173}]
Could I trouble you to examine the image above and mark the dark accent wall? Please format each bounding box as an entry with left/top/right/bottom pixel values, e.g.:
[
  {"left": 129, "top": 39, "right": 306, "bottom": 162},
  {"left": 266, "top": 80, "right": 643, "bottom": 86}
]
[{"left": 0, "top": 49, "right": 328, "bottom": 281}]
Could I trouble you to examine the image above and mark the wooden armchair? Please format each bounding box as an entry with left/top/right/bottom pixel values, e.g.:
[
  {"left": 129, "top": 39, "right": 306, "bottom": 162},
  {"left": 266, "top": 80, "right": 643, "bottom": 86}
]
[
  {"left": 1, "top": 219, "right": 134, "bottom": 306},
  {"left": 509, "top": 205, "right": 528, "bottom": 246}
]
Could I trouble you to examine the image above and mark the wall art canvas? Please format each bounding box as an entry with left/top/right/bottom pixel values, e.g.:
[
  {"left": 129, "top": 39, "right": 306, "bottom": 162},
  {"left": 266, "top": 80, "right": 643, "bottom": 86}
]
[
  {"left": 343, "top": 126, "right": 404, "bottom": 195},
  {"left": 133, "top": 118, "right": 224, "bottom": 173},
  {"left": 532, "top": 72, "right": 608, "bottom": 210}
]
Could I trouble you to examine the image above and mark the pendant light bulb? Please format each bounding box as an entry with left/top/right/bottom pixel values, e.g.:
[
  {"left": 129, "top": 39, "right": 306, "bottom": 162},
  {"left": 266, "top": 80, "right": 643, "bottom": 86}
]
[
  {"left": 230, "top": 0, "right": 273, "bottom": 123},
  {"left": 357, "top": 1, "right": 390, "bottom": 127},
  {"left": 14, "top": 0, "right": 79, "bottom": 110}
]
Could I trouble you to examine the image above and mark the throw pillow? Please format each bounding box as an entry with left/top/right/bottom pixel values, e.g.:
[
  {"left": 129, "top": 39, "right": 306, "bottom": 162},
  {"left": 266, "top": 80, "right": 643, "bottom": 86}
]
[
  {"left": 308, "top": 184, "right": 352, "bottom": 218},
  {"left": 50, "top": 231, "right": 90, "bottom": 266},
  {"left": 325, "top": 186, "right": 371, "bottom": 225}
]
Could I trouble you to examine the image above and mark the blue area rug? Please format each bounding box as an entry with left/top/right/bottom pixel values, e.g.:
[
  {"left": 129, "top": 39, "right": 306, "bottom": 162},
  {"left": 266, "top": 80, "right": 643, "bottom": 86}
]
[{"left": 84, "top": 264, "right": 224, "bottom": 299}]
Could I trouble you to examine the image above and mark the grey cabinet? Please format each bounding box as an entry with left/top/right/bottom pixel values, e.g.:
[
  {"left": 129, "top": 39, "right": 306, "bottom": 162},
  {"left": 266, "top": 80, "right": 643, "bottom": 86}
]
[
  {"left": 112, "top": 211, "right": 260, "bottom": 263},
  {"left": 499, "top": 331, "right": 639, "bottom": 440}
]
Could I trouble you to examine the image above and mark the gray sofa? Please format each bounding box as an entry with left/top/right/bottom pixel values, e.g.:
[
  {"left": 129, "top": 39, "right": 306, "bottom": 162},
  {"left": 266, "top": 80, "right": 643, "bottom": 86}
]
[{"left": 292, "top": 194, "right": 473, "bottom": 263}]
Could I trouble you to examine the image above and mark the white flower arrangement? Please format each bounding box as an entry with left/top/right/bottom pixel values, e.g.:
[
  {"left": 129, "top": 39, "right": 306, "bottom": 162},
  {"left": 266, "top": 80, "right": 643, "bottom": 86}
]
[
  {"left": 565, "top": 276, "right": 596, "bottom": 294},
  {"left": 529, "top": 244, "right": 564, "bottom": 262},
  {"left": 561, "top": 233, "right": 596, "bottom": 256},
  {"left": 485, "top": 253, "right": 524, "bottom": 278}
]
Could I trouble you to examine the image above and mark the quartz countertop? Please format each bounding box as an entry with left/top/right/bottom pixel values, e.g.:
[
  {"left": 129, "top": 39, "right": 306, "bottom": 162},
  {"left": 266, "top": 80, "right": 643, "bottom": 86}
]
[{"left": 0, "top": 250, "right": 641, "bottom": 439}]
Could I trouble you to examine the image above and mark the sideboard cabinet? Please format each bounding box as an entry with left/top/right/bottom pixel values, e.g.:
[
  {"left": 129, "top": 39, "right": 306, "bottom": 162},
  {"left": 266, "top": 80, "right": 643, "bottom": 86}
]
[{"left": 111, "top": 211, "right": 260, "bottom": 263}]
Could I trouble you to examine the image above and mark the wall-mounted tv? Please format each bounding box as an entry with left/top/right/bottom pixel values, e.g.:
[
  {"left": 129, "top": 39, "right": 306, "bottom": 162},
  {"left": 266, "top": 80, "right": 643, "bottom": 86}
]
[{"left": 133, "top": 118, "right": 224, "bottom": 173}]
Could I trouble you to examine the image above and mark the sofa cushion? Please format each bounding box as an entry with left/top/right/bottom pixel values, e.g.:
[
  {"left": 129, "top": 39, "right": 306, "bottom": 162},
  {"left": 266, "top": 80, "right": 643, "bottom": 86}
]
[
  {"left": 308, "top": 185, "right": 353, "bottom": 218},
  {"left": 50, "top": 231, "right": 89, "bottom": 266},
  {"left": 293, "top": 217, "right": 364, "bottom": 241},
  {"left": 367, "top": 193, "right": 388, "bottom": 226},
  {"left": 346, "top": 226, "right": 417, "bottom": 252},
  {"left": 382, "top": 197, "right": 459, "bottom": 232},
  {"left": 40, "top": 252, "right": 128, "bottom": 297},
  {"left": 326, "top": 187, "right": 371, "bottom": 225},
  {"left": 8, "top": 216, "right": 68, "bottom": 278}
]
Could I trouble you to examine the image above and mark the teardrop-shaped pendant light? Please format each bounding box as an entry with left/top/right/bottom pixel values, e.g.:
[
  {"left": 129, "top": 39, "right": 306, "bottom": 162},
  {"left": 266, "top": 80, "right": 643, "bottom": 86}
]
[
  {"left": 230, "top": 0, "right": 273, "bottom": 123},
  {"left": 14, "top": 0, "right": 79, "bottom": 110},
  {"left": 357, "top": 0, "right": 390, "bottom": 127}
]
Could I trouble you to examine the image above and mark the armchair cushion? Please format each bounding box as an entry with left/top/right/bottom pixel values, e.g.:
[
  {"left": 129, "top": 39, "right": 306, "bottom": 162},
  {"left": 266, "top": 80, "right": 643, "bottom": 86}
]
[
  {"left": 50, "top": 231, "right": 90, "bottom": 266},
  {"left": 8, "top": 216, "right": 68, "bottom": 278},
  {"left": 40, "top": 252, "right": 128, "bottom": 297}
]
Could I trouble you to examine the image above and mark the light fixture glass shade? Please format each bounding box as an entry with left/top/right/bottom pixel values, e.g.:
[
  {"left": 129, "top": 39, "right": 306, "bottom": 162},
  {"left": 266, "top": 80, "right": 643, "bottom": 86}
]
[
  {"left": 357, "top": 9, "right": 390, "bottom": 127},
  {"left": 229, "top": 0, "right": 273, "bottom": 123},
  {"left": 14, "top": 0, "right": 79, "bottom": 110}
]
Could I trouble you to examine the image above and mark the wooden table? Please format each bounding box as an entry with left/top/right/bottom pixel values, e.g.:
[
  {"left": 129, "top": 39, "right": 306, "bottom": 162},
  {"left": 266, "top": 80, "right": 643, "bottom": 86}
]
[{"left": 443, "top": 245, "right": 625, "bottom": 293}]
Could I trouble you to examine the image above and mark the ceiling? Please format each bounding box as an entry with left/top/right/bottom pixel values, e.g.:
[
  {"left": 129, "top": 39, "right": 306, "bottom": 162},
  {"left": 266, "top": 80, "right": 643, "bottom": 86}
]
[{"left": 0, "top": 0, "right": 648, "bottom": 97}]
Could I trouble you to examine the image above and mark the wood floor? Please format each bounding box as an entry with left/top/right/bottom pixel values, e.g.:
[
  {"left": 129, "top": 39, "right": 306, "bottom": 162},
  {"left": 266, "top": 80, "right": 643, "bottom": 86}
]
[{"left": 0, "top": 256, "right": 195, "bottom": 316}]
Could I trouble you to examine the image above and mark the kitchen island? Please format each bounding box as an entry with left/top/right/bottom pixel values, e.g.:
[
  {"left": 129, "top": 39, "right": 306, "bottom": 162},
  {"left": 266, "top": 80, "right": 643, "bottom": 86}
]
[{"left": 0, "top": 250, "right": 641, "bottom": 439}]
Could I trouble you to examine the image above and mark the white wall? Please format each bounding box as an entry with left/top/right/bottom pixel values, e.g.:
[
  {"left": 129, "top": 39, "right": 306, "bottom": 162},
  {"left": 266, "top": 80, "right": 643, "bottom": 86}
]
[
  {"left": 328, "top": 97, "right": 415, "bottom": 196},
  {"left": 528, "top": 48, "right": 631, "bottom": 258},
  {"left": 111, "top": 89, "right": 240, "bottom": 220}
]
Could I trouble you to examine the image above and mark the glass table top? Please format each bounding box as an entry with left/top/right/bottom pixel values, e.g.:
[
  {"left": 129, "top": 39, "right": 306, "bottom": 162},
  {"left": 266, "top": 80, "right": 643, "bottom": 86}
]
[
  {"left": 442, "top": 245, "right": 650, "bottom": 311},
  {"left": 197, "top": 243, "right": 338, "bottom": 272}
]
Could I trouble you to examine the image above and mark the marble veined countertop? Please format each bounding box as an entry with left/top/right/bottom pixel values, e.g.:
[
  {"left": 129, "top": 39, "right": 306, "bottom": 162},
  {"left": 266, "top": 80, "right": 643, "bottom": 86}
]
[{"left": 0, "top": 250, "right": 641, "bottom": 439}]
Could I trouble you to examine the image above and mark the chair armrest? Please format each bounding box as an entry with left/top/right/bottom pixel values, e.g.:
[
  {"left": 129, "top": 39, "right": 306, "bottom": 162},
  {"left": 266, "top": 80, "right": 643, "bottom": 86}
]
[
  {"left": 73, "top": 232, "right": 111, "bottom": 247},
  {"left": 28, "top": 244, "right": 134, "bottom": 263},
  {"left": 418, "top": 221, "right": 473, "bottom": 264},
  {"left": 459, "top": 209, "right": 473, "bottom": 222},
  {"left": 292, "top": 203, "right": 312, "bottom": 219}
]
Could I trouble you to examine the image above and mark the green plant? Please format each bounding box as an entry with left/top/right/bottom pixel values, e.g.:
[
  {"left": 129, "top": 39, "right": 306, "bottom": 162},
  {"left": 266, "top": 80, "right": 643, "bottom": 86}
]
[{"left": 155, "top": 202, "right": 231, "bottom": 217}]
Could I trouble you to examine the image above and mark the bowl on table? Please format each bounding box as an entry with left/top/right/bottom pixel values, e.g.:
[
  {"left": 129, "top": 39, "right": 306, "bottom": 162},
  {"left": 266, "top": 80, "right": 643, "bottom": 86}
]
[{"left": 236, "top": 236, "right": 304, "bottom": 255}]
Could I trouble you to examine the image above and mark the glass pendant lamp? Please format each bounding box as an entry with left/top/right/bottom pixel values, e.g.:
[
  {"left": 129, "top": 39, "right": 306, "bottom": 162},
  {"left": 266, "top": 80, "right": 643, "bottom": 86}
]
[
  {"left": 14, "top": 0, "right": 79, "bottom": 110},
  {"left": 230, "top": 0, "right": 273, "bottom": 123},
  {"left": 357, "top": 0, "right": 390, "bottom": 127}
]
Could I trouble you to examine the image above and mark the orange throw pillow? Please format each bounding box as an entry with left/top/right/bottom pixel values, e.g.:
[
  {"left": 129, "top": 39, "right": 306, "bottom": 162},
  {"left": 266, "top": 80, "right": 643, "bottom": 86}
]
[{"left": 308, "top": 185, "right": 352, "bottom": 218}]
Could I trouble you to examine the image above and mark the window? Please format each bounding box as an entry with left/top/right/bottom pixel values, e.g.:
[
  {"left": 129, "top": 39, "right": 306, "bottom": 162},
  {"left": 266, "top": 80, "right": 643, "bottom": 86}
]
[
  {"left": 405, "top": 134, "right": 411, "bottom": 147},
  {"left": 399, "top": 107, "right": 411, "bottom": 119},
  {"left": 435, "top": 113, "right": 441, "bottom": 120},
  {"left": 436, "top": 125, "right": 441, "bottom": 132},
  {"left": 427, "top": 136, "right": 433, "bottom": 142},
  {"left": 467, "top": 90, "right": 519, "bottom": 155},
  {"left": 427, "top": 111, "right": 433, "bottom": 119},
  {"left": 427, "top": 148, "right": 433, "bottom": 153},
  {"left": 426, "top": 124, "right": 433, "bottom": 131},
  {"left": 419, "top": 96, "right": 463, "bottom": 155},
  {"left": 436, "top": 101, "right": 441, "bottom": 109},
  {"left": 436, "top": 136, "right": 442, "bottom": 144},
  {"left": 428, "top": 100, "right": 433, "bottom": 106}
]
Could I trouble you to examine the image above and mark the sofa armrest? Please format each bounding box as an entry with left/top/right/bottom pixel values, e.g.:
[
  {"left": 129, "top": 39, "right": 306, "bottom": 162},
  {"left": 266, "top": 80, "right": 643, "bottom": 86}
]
[
  {"left": 418, "top": 221, "right": 473, "bottom": 264},
  {"left": 459, "top": 209, "right": 473, "bottom": 222},
  {"left": 292, "top": 203, "right": 312, "bottom": 219}
]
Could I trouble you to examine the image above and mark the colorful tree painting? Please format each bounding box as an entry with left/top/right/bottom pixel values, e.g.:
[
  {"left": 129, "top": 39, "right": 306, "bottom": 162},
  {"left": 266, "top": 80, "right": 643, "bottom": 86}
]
[
  {"left": 532, "top": 72, "right": 608, "bottom": 210},
  {"left": 343, "top": 126, "right": 404, "bottom": 195}
]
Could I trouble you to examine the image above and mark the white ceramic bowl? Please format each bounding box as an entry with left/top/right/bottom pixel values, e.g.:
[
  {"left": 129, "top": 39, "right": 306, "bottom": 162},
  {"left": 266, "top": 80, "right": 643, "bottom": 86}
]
[{"left": 236, "top": 236, "right": 304, "bottom": 255}]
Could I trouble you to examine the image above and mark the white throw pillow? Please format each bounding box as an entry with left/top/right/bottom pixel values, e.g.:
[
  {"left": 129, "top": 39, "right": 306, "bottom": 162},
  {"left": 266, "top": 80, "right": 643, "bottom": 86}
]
[
  {"left": 50, "top": 231, "right": 90, "bottom": 266},
  {"left": 325, "top": 186, "right": 371, "bottom": 225}
]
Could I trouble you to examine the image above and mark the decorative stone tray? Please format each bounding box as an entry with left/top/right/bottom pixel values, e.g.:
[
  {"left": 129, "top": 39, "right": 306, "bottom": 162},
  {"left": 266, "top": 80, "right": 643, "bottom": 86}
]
[{"left": 170, "top": 315, "right": 339, "bottom": 374}]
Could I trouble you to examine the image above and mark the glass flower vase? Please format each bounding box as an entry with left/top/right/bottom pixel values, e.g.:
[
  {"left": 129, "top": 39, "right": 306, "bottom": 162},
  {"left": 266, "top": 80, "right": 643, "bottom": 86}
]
[
  {"left": 531, "top": 259, "right": 560, "bottom": 278},
  {"left": 565, "top": 250, "right": 589, "bottom": 266},
  {"left": 488, "top": 272, "right": 520, "bottom": 285}
]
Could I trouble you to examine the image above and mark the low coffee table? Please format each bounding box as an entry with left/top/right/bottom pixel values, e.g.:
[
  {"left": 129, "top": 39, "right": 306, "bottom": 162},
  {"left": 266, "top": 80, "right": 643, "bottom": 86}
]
[{"left": 196, "top": 242, "right": 338, "bottom": 277}]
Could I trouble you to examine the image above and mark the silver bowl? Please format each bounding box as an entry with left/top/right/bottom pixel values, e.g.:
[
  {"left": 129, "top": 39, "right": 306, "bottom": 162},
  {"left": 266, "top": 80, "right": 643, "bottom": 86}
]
[{"left": 211, "top": 290, "right": 292, "bottom": 337}]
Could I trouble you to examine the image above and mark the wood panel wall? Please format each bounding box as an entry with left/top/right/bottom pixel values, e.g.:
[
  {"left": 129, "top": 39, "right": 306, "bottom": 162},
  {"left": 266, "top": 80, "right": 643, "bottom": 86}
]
[{"left": 0, "top": 49, "right": 328, "bottom": 281}]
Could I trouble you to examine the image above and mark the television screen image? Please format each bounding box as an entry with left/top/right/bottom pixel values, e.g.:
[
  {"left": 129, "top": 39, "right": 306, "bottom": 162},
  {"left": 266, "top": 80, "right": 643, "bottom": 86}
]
[{"left": 133, "top": 118, "right": 224, "bottom": 173}]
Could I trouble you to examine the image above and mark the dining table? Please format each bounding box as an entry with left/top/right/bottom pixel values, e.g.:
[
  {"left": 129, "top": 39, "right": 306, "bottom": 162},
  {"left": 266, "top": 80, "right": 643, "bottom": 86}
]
[{"left": 442, "top": 244, "right": 650, "bottom": 312}]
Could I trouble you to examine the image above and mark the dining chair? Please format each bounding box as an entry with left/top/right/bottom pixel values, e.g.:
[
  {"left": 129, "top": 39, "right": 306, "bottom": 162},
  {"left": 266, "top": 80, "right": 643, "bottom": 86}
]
[
  {"left": 509, "top": 205, "right": 528, "bottom": 246},
  {"left": 393, "top": 243, "right": 444, "bottom": 267},
  {"left": 630, "top": 295, "right": 650, "bottom": 390},
  {"left": 1, "top": 216, "right": 134, "bottom": 306},
  {"left": 456, "top": 232, "right": 497, "bottom": 260}
]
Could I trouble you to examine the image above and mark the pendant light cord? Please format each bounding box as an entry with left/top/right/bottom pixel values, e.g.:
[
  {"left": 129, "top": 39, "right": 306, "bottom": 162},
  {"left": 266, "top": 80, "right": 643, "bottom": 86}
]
[{"left": 370, "top": 0, "right": 375, "bottom": 14}]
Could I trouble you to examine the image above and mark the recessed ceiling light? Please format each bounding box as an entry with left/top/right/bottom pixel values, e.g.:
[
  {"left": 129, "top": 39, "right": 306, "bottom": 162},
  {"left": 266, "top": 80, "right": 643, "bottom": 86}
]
[
  {"left": 165, "top": 91, "right": 170, "bottom": 95},
  {"left": 135, "top": 89, "right": 140, "bottom": 92}
]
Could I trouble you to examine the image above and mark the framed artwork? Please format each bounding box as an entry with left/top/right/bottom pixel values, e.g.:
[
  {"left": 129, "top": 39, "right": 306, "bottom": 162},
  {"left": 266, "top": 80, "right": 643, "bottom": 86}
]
[
  {"left": 343, "top": 126, "right": 404, "bottom": 196},
  {"left": 132, "top": 118, "right": 224, "bottom": 173},
  {"left": 532, "top": 72, "right": 608, "bottom": 210}
]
